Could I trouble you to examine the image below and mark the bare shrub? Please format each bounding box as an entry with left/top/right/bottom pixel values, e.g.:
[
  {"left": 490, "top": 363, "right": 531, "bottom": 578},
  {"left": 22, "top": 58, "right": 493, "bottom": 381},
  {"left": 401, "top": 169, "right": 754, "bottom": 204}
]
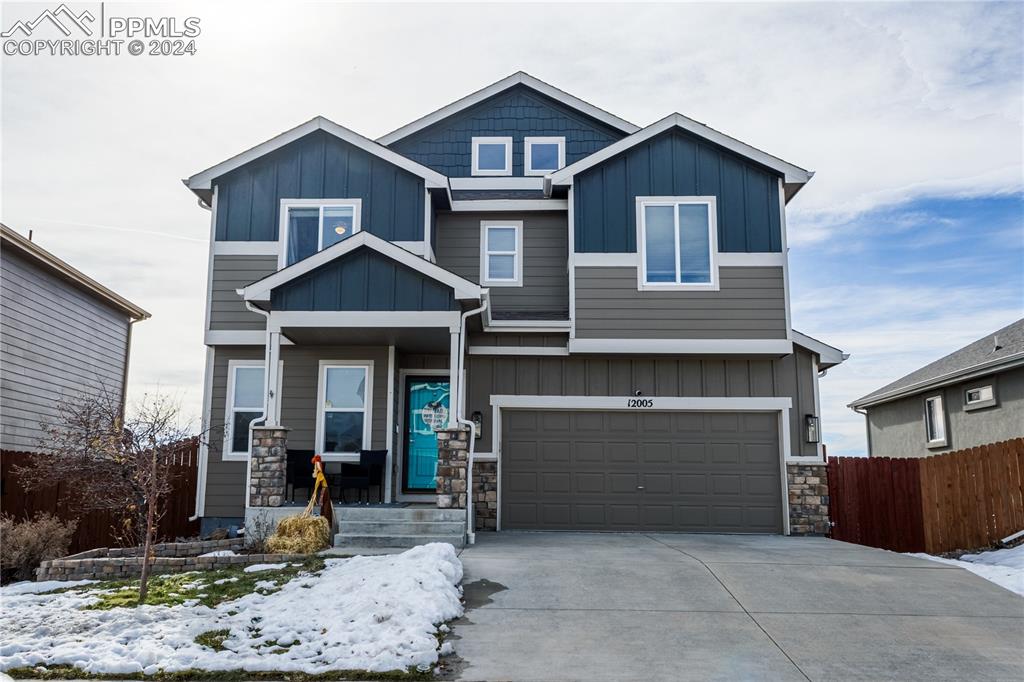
[
  {"left": 0, "top": 513, "right": 77, "bottom": 583},
  {"left": 244, "top": 510, "right": 274, "bottom": 554}
]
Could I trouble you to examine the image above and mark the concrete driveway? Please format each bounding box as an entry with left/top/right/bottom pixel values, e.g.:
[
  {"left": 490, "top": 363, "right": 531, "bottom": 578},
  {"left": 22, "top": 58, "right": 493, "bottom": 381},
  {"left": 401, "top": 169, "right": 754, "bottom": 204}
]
[{"left": 447, "top": 532, "right": 1023, "bottom": 681}]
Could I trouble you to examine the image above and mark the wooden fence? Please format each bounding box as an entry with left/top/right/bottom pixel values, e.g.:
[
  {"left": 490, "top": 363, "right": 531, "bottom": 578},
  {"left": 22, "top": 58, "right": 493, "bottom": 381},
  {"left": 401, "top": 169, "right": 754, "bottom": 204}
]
[
  {"left": 1, "top": 439, "right": 201, "bottom": 554},
  {"left": 828, "top": 438, "right": 1024, "bottom": 553}
]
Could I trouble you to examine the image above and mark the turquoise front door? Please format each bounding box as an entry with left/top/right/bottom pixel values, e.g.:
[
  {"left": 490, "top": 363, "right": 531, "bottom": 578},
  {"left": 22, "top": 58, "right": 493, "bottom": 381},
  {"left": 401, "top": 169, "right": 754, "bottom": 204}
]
[{"left": 404, "top": 377, "right": 450, "bottom": 491}]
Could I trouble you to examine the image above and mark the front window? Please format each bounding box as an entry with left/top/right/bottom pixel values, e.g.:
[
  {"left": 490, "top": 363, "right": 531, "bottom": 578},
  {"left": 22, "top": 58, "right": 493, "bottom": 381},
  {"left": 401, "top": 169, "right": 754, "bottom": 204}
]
[
  {"left": 638, "top": 197, "right": 718, "bottom": 289},
  {"left": 226, "top": 363, "right": 264, "bottom": 457},
  {"left": 524, "top": 137, "right": 565, "bottom": 175},
  {"left": 318, "top": 364, "right": 371, "bottom": 456},
  {"left": 481, "top": 221, "right": 523, "bottom": 286},
  {"left": 471, "top": 137, "right": 512, "bottom": 176},
  {"left": 281, "top": 200, "right": 361, "bottom": 266},
  {"left": 924, "top": 395, "right": 946, "bottom": 445}
]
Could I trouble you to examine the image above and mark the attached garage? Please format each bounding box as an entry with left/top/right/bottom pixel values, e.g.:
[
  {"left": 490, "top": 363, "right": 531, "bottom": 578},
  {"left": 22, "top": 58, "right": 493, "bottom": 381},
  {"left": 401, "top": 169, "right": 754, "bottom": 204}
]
[{"left": 500, "top": 409, "right": 784, "bottom": 533}]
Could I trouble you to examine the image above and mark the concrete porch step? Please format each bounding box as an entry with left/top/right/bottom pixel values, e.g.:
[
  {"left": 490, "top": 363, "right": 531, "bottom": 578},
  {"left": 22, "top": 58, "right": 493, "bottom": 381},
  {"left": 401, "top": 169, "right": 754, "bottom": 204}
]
[
  {"left": 334, "top": 533, "right": 466, "bottom": 549},
  {"left": 333, "top": 507, "right": 465, "bottom": 523},
  {"left": 337, "top": 520, "right": 466, "bottom": 536}
]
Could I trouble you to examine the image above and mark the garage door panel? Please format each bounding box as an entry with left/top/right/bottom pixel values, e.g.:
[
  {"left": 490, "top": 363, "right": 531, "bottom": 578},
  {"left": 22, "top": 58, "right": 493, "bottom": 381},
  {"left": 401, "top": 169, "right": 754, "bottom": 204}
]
[{"left": 501, "top": 410, "right": 783, "bottom": 533}]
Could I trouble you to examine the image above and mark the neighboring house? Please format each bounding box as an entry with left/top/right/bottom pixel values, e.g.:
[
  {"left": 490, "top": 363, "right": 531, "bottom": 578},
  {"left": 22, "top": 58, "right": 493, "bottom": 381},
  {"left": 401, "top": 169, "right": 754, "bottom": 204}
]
[
  {"left": 0, "top": 224, "right": 150, "bottom": 452},
  {"left": 184, "top": 72, "right": 846, "bottom": 541},
  {"left": 850, "top": 318, "right": 1024, "bottom": 458}
]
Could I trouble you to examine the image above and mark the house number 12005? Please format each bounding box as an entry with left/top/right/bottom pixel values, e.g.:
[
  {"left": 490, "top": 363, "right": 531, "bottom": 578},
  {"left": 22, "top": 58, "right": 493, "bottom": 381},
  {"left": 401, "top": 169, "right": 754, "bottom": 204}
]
[{"left": 627, "top": 398, "right": 654, "bottom": 408}]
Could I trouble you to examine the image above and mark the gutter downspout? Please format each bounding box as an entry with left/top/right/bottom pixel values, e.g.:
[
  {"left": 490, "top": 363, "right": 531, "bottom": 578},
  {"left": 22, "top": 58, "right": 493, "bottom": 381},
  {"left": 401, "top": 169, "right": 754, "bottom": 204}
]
[
  {"left": 456, "top": 292, "right": 489, "bottom": 546},
  {"left": 242, "top": 299, "right": 273, "bottom": 513},
  {"left": 852, "top": 406, "right": 871, "bottom": 457}
]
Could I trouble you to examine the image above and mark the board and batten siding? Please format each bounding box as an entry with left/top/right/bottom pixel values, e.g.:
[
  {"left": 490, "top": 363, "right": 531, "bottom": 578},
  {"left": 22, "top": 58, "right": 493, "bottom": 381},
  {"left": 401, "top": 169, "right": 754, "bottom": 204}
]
[
  {"left": 387, "top": 85, "right": 626, "bottom": 177},
  {"left": 209, "top": 255, "right": 277, "bottom": 331},
  {"left": 574, "top": 266, "right": 786, "bottom": 339},
  {"left": 205, "top": 345, "right": 390, "bottom": 519},
  {"left": 435, "top": 212, "right": 569, "bottom": 316},
  {"left": 466, "top": 346, "right": 819, "bottom": 459},
  {"left": 1, "top": 251, "right": 130, "bottom": 452},
  {"left": 214, "top": 129, "right": 425, "bottom": 242},
  {"left": 574, "top": 129, "right": 782, "bottom": 253}
]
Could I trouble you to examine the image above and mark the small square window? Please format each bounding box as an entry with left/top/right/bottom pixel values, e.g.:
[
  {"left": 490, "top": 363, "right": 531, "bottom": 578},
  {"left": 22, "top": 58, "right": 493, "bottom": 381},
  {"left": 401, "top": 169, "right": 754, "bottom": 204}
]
[
  {"left": 481, "top": 221, "right": 522, "bottom": 286},
  {"left": 471, "top": 137, "right": 512, "bottom": 176},
  {"left": 524, "top": 137, "right": 565, "bottom": 175},
  {"left": 964, "top": 384, "right": 997, "bottom": 411}
]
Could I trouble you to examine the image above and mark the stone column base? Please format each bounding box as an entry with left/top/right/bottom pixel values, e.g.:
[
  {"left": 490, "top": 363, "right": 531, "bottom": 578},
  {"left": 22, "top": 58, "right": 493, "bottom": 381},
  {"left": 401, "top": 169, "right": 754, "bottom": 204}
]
[
  {"left": 435, "top": 427, "right": 470, "bottom": 509},
  {"left": 787, "top": 462, "right": 830, "bottom": 536},
  {"left": 472, "top": 460, "right": 498, "bottom": 530},
  {"left": 249, "top": 426, "right": 288, "bottom": 508}
]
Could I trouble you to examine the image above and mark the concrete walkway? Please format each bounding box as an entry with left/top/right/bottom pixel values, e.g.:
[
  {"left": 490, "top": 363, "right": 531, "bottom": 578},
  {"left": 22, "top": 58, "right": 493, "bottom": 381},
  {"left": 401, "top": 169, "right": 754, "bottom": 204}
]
[{"left": 447, "top": 532, "right": 1023, "bottom": 681}]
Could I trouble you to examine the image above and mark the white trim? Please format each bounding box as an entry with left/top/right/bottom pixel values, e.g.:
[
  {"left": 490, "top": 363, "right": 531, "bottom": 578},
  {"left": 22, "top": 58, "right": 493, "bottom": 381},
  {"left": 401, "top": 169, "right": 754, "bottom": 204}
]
[
  {"left": 384, "top": 345, "right": 396, "bottom": 503},
  {"left": 792, "top": 330, "right": 847, "bottom": 369},
  {"left": 718, "top": 252, "right": 787, "bottom": 267},
  {"left": 194, "top": 346, "right": 215, "bottom": 518},
  {"left": 468, "top": 345, "right": 569, "bottom": 356},
  {"left": 242, "top": 231, "right": 482, "bottom": 302},
  {"left": 277, "top": 198, "right": 362, "bottom": 269},
  {"left": 779, "top": 179, "right": 793, "bottom": 343},
  {"left": 423, "top": 188, "right": 434, "bottom": 263},
  {"left": 268, "top": 310, "right": 461, "bottom": 332},
  {"left": 568, "top": 338, "right": 793, "bottom": 355},
  {"left": 485, "top": 318, "right": 571, "bottom": 329},
  {"left": 186, "top": 116, "right": 448, "bottom": 191},
  {"left": 573, "top": 252, "right": 639, "bottom": 267},
  {"left": 524, "top": 136, "right": 566, "bottom": 176},
  {"left": 471, "top": 137, "right": 513, "bottom": 177},
  {"left": 548, "top": 113, "right": 812, "bottom": 187},
  {"left": 451, "top": 199, "right": 568, "bottom": 212},
  {"left": 480, "top": 220, "right": 524, "bottom": 287},
  {"left": 376, "top": 72, "right": 639, "bottom": 145},
  {"left": 568, "top": 185, "right": 576, "bottom": 339},
  {"left": 924, "top": 394, "right": 948, "bottom": 448},
  {"left": 812, "top": 357, "right": 823, "bottom": 460},
  {"left": 206, "top": 330, "right": 293, "bottom": 346},
  {"left": 396, "top": 368, "right": 451, "bottom": 503},
  {"left": 450, "top": 177, "right": 544, "bottom": 190},
  {"left": 213, "top": 241, "right": 279, "bottom": 256},
  {"left": 315, "top": 360, "right": 374, "bottom": 462},
  {"left": 223, "top": 359, "right": 282, "bottom": 462},
  {"left": 636, "top": 196, "right": 719, "bottom": 291}
]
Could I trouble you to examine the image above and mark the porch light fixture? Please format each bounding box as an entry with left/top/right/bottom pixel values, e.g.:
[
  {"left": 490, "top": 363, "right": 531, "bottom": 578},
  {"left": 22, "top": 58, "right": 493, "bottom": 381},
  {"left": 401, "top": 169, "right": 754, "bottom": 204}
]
[
  {"left": 471, "top": 410, "right": 483, "bottom": 438},
  {"left": 805, "top": 414, "right": 820, "bottom": 444}
]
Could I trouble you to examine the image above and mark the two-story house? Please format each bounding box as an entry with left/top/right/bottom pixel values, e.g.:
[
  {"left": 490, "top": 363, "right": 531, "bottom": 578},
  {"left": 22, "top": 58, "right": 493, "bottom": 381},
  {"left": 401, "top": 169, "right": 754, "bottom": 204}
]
[{"left": 184, "top": 73, "right": 845, "bottom": 544}]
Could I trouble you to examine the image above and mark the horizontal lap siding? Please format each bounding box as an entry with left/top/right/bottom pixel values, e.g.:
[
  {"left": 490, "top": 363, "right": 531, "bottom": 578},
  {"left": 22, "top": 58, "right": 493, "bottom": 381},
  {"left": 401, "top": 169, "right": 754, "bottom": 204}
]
[
  {"left": 574, "top": 266, "right": 786, "bottom": 339},
  {"left": 435, "top": 212, "right": 569, "bottom": 315},
  {"left": 210, "top": 256, "right": 277, "bottom": 330},
  {"left": 468, "top": 333, "right": 569, "bottom": 348},
  {"left": 0, "top": 252, "right": 130, "bottom": 451}
]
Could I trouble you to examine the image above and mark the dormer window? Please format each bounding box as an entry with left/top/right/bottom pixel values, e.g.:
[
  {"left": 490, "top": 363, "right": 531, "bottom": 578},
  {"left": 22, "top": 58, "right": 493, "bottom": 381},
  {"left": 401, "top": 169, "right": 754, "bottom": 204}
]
[
  {"left": 280, "top": 199, "right": 362, "bottom": 267},
  {"left": 471, "top": 137, "right": 512, "bottom": 176},
  {"left": 524, "top": 137, "right": 565, "bottom": 175},
  {"left": 637, "top": 196, "right": 719, "bottom": 291}
]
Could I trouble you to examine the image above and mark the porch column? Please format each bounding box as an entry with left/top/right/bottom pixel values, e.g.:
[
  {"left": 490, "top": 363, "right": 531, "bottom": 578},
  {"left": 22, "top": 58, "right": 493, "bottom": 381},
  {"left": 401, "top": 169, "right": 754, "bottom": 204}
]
[
  {"left": 249, "top": 425, "right": 288, "bottom": 507},
  {"left": 447, "top": 330, "right": 460, "bottom": 429},
  {"left": 265, "top": 331, "right": 282, "bottom": 426},
  {"left": 435, "top": 426, "right": 470, "bottom": 509}
]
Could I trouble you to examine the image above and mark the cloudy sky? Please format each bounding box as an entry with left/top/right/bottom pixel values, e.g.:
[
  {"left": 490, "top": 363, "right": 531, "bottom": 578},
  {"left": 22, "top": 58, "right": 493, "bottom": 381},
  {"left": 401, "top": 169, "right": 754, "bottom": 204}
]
[{"left": 2, "top": 1, "right": 1022, "bottom": 455}]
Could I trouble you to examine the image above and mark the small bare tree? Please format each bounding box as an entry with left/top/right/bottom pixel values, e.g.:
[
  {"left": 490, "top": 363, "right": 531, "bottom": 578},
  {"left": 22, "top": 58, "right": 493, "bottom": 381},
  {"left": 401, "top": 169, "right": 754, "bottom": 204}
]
[{"left": 16, "top": 388, "right": 205, "bottom": 603}]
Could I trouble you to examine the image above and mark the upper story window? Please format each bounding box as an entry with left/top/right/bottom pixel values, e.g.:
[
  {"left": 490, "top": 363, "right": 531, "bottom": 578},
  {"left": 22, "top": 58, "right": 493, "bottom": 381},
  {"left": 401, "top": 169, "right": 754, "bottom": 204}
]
[
  {"left": 637, "top": 197, "right": 718, "bottom": 290},
  {"left": 964, "top": 384, "right": 997, "bottom": 411},
  {"left": 471, "top": 137, "right": 512, "bottom": 176},
  {"left": 924, "top": 394, "right": 947, "bottom": 447},
  {"left": 524, "top": 137, "right": 565, "bottom": 175},
  {"left": 280, "top": 199, "right": 362, "bottom": 267},
  {"left": 480, "top": 220, "right": 523, "bottom": 287}
]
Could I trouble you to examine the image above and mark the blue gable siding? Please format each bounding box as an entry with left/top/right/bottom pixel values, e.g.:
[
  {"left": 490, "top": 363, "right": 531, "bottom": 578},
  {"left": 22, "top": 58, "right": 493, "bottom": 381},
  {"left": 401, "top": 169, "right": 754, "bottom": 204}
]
[
  {"left": 271, "top": 247, "right": 456, "bottom": 312},
  {"left": 387, "top": 85, "right": 626, "bottom": 177},
  {"left": 215, "top": 130, "right": 425, "bottom": 242},
  {"left": 574, "top": 130, "right": 783, "bottom": 253}
]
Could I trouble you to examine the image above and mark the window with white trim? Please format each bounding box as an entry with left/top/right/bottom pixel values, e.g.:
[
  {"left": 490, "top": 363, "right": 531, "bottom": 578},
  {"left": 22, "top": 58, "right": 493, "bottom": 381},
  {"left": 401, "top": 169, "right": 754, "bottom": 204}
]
[
  {"left": 924, "top": 395, "right": 946, "bottom": 446},
  {"left": 280, "top": 199, "right": 362, "bottom": 267},
  {"left": 480, "top": 221, "right": 523, "bottom": 287},
  {"left": 225, "top": 362, "right": 265, "bottom": 458},
  {"left": 317, "top": 363, "right": 372, "bottom": 457},
  {"left": 524, "top": 137, "right": 565, "bottom": 175},
  {"left": 471, "top": 137, "right": 512, "bottom": 176},
  {"left": 964, "top": 384, "right": 996, "bottom": 411},
  {"left": 637, "top": 197, "right": 718, "bottom": 290}
]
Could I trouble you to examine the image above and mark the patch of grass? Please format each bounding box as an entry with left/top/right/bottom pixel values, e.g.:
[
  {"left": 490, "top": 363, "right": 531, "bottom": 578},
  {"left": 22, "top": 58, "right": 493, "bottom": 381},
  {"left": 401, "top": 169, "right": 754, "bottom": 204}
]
[
  {"left": 5, "top": 665, "right": 432, "bottom": 681},
  {"left": 62, "top": 558, "right": 326, "bottom": 609},
  {"left": 193, "top": 629, "right": 230, "bottom": 652}
]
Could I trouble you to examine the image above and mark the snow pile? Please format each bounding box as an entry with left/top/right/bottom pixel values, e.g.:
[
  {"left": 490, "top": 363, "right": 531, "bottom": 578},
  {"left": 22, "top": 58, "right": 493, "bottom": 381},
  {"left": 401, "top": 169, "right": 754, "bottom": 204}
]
[
  {"left": 199, "top": 550, "right": 237, "bottom": 557},
  {"left": 0, "top": 543, "right": 463, "bottom": 675},
  {"left": 243, "top": 562, "right": 287, "bottom": 573},
  {"left": 910, "top": 544, "right": 1024, "bottom": 596}
]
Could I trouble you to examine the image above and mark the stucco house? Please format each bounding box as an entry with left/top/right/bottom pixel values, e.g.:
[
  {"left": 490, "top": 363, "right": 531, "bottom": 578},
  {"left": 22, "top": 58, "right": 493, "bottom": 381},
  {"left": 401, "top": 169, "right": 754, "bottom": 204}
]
[
  {"left": 850, "top": 318, "right": 1024, "bottom": 458},
  {"left": 183, "top": 72, "right": 846, "bottom": 545}
]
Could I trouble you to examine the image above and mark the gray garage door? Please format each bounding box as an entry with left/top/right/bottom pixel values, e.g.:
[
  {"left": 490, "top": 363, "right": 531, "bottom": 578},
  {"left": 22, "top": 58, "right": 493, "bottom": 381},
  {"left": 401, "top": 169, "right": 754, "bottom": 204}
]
[{"left": 501, "top": 410, "right": 783, "bottom": 533}]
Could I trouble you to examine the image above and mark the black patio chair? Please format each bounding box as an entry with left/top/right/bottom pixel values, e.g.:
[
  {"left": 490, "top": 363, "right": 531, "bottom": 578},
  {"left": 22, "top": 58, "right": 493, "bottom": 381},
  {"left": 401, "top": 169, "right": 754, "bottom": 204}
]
[
  {"left": 285, "top": 449, "right": 315, "bottom": 503},
  {"left": 333, "top": 449, "right": 388, "bottom": 504}
]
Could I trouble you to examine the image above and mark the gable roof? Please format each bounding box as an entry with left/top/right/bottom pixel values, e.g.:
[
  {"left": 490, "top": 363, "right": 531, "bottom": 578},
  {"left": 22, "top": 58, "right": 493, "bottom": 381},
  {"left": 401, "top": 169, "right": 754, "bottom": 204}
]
[
  {"left": 850, "top": 318, "right": 1024, "bottom": 409},
  {"left": 792, "top": 330, "right": 848, "bottom": 370},
  {"left": 545, "top": 113, "right": 813, "bottom": 201},
  {"left": 376, "top": 72, "right": 640, "bottom": 146},
  {"left": 184, "top": 116, "right": 450, "bottom": 202},
  {"left": 1, "top": 224, "right": 150, "bottom": 321},
  {"left": 240, "top": 231, "right": 482, "bottom": 303}
]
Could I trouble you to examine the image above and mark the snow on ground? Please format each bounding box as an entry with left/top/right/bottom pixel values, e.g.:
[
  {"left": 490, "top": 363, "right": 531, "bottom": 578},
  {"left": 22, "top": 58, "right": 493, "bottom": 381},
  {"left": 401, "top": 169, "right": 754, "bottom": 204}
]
[
  {"left": 910, "top": 544, "right": 1024, "bottom": 596},
  {"left": 0, "top": 579, "right": 96, "bottom": 596},
  {"left": 243, "top": 562, "right": 287, "bottom": 573},
  {"left": 199, "top": 550, "right": 237, "bottom": 557},
  {"left": 0, "top": 543, "right": 463, "bottom": 675}
]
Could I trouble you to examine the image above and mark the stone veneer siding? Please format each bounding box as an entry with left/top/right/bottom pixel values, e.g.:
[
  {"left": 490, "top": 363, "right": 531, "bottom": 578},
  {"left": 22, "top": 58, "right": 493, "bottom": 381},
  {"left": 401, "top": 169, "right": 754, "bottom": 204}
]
[
  {"left": 787, "top": 463, "right": 830, "bottom": 536},
  {"left": 472, "top": 460, "right": 497, "bottom": 530},
  {"left": 250, "top": 426, "right": 288, "bottom": 507},
  {"left": 435, "top": 427, "right": 470, "bottom": 509}
]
